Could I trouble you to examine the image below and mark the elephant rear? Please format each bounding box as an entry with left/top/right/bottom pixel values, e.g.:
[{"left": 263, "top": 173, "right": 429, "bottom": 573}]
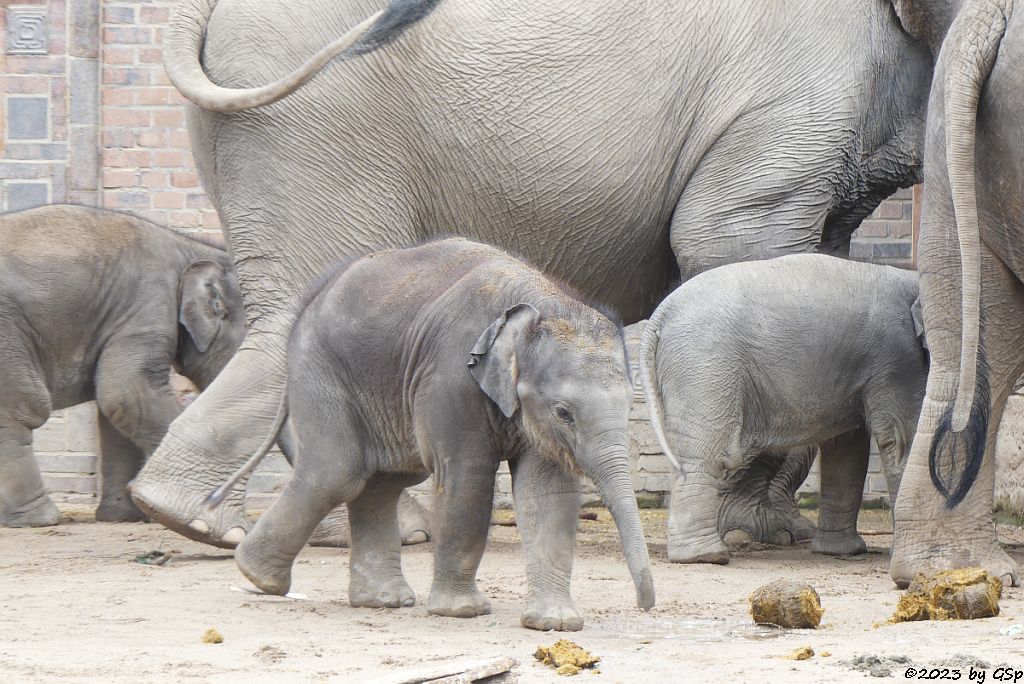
[{"left": 643, "top": 254, "right": 925, "bottom": 460}]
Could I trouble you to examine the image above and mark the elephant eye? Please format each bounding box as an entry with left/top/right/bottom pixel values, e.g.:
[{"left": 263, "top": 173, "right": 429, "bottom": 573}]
[{"left": 554, "top": 406, "right": 575, "bottom": 426}]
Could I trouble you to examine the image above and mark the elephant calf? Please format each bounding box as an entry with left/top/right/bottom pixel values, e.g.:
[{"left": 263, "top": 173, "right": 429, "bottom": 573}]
[
  {"left": 214, "top": 238, "right": 654, "bottom": 631},
  {"left": 0, "top": 205, "right": 245, "bottom": 526},
  {"left": 639, "top": 254, "right": 927, "bottom": 563}
]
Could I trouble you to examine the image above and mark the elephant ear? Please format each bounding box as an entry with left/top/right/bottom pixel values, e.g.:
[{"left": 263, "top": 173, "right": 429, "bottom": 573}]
[
  {"left": 179, "top": 260, "right": 232, "bottom": 353},
  {"left": 467, "top": 303, "right": 539, "bottom": 417},
  {"left": 910, "top": 295, "right": 928, "bottom": 351}
]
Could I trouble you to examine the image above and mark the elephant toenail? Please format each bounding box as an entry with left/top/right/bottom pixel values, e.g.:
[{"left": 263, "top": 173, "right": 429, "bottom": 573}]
[
  {"left": 722, "top": 529, "right": 753, "bottom": 545},
  {"left": 188, "top": 518, "right": 210, "bottom": 534},
  {"left": 222, "top": 526, "right": 246, "bottom": 545},
  {"left": 403, "top": 530, "right": 428, "bottom": 545}
]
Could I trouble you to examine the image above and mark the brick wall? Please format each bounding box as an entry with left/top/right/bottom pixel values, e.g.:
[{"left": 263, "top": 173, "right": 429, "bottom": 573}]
[
  {"left": 4, "top": 0, "right": 916, "bottom": 508},
  {"left": 849, "top": 187, "right": 915, "bottom": 267},
  {"left": 97, "top": 0, "right": 218, "bottom": 230}
]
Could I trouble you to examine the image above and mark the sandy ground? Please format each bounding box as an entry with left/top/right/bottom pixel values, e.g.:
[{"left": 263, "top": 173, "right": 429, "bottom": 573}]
[{"left": 2, "top": 508, "right": 1024, "bottom": 683}]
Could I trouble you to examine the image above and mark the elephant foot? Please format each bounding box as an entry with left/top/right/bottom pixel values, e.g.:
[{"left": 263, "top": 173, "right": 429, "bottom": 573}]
[
  {"left": 890, "top": 536, "right": 1019, "bottom": 589},
  {"left": 776, "top": 509, "right": 817, "bottom": 543},
  {"left": 235, "top": 535, "right": 291, "bottom": 596},
  {"left": 95, "top": 497, "right": 147, "bottom": 523},
  {"left": 521, "top": 596, "right": 583, "bottom": 632},
  {"left": 1, "top": 493, "right": 61, "bottom": 528},
  {"left": 427, "top": 585, "right": 492, "bottom": 618},
  {"left": 811, "top": 530, "right": 867, "bottom": 556},
  {"left": 667, "top": 533, "right": 730, "bottom": 564},
  {"left": 310, "top": 494, "right": 430, "bottom": 547},
  {"left": 717, "top": 451, "right": 817, "bottom": 546},
  {"left": 129, "top": 460, "right": 250, "bottom": 549},
  {"left": 349, "top": 575, "right": 415, "bottom": 608}
]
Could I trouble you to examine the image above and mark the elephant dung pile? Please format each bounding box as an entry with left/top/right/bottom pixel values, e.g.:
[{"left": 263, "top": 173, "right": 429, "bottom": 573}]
[
  {"left": 201, "top": 628, "right": 224, "bottom": 644},
  {"left": 534, "top": 639, "right": 600, "bottom": 676},
  {"left": 890, "top": 567, "right": 1001, "bottom": 622},
  {"left": 749, "top": 580, "right": 824, "bottom": 629}
]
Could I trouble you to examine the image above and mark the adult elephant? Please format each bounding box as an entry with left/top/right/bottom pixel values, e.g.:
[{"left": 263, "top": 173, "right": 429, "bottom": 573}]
[
  {"left": 891, "top": 0, "right": 1024, "bottom": 587},
  {"left": 132, "top": 0, "right": 935, "bottom": 548}
]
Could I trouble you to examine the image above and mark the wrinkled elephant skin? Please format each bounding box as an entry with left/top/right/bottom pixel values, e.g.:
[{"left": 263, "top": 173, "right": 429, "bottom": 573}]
[
  {"left": 232, "top": 240, "right": 654, "bottom": 631},
  {"left": 640, "top": 255, "right": 927, "bottom": 564},
  {"left": 0, "top": 205, "right": 244, "bottom": 528},
  {"left": 137, "top": 0, "right": 937, "bottom": 545}
]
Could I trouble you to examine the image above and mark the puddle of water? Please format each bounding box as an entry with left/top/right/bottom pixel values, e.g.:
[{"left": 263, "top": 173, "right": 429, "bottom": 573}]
[{"left": 587, "top": 616, "right": 787, "bottom": 643}]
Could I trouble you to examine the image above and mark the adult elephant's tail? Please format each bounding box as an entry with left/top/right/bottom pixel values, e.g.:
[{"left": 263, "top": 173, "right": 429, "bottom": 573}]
[
  {"left": 164, "top": 0, "right": 441, "bottom": 113},
  {"left": 929, "top": 0, "right": 1012, "bottom": 507},
  {"left": 638, "top": 318, "right": 682, "bottom": 472}
]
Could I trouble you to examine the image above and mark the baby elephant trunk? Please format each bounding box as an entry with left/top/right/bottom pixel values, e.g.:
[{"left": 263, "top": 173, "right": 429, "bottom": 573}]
[{"left": 581, "top": 438, "right": 655, "bottom": 610}]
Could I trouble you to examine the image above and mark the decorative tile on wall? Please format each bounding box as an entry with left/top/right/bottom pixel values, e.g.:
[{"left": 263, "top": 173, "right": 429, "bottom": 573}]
[{"left": 6, "top": 7, "right": 49, "bottom": 55}]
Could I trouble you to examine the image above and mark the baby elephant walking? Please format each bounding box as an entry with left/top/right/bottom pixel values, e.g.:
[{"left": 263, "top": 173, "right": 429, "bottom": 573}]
[
  {"left": 640, "top": 254, "right": 927, "bottom": 564},
  {"left": 0, "top": 205, "right": 245, "bottom": 526},
  {"left": 215, "top": 239, "right": 654, "bottom": 631}
]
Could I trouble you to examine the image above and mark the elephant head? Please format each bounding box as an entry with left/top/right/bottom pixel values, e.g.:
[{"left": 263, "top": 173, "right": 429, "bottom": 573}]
[
  {"left": 468, "top": 303, "right": 655, "bottom": 610},
  {"left": 176, "top": 260, "right": 246, "bottom": 390}
]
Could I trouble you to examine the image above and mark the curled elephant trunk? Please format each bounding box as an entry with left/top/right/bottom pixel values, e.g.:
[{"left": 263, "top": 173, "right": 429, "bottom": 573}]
[
  {"left": 163, "top": 0, "right": 437, "bottom": 113},
  {"left": 581, "top": 441, "right": 655, "bottom": 610}
]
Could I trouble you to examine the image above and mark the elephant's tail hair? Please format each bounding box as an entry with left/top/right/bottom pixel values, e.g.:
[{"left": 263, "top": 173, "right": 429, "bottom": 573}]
[
  {"left": 637, "top": 319, "right": 682, "bottom": 472},
  {"left": 943, "top": 0, "right": 1012, "bottom": 432},
  {"left": 205, "top": 392, "right": 289, "bottom": 509},
  {"left": 929, "top": 349, "right": 990, "bottom": 509},
  {"left": 165, "top": 0, "right": 442, "bottom": 113}
]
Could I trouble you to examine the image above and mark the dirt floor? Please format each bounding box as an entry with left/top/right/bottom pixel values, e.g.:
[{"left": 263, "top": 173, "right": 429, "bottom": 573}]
[{"left": 3, "top": 507, "right": 1024, "bottom": 683}]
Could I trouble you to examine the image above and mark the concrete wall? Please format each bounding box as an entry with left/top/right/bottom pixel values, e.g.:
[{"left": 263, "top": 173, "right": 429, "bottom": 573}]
[{"left": 6, "top": 0, "right": 919, "bottom": 508}]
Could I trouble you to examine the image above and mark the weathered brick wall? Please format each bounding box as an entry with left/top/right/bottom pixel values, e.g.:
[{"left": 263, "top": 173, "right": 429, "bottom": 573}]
[
  {"left": 849, "top": 187, "right": 915, "bottom": 267},
  {"left": 2, "top": 0, "right": 220, "bottom": 503},
  {"left": 4, "top": 0, "right": 915, "bottom": 508},
  {"left": 97, "top": 0, "right": 218, "bottom": 230}
]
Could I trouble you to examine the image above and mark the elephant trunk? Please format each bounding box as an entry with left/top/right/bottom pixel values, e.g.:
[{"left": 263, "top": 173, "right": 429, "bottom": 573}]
[
  {"left": 943, "top": 0, "right": 1012, "bottom": 432},
  {"left": 581, "top": 438, "right": 655, "bottom": 610}
]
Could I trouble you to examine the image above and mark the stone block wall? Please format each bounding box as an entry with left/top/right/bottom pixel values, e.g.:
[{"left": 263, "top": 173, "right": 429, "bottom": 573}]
[{"left": 4, "top": 0, "right": 917, "bottom": 509}]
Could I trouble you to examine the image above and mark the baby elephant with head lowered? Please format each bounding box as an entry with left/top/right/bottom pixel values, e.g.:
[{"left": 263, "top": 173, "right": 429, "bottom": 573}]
[
  {"left": 212, "top": 238, "right": 654, "bottom": 631},
  {"left": 0, "top": 204, "right": 246, "bottom": 527},
  {"left": 640, "top": 254, "right": 927, "bottom": 564}
]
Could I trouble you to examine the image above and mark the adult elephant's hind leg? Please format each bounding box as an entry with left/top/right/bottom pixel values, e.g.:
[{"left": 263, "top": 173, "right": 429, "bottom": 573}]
[
  {"left": 130, "top": 329, "right": 287, "bottom": 548},
  {"left": 812, "top": 429, "right": 869, "bottom": 556},
  {"left": 347, "top": 474, "right": 422, "bottom": 608},
  {"left": 892, "top": 243, "right": 1024, "bottom": 587}
]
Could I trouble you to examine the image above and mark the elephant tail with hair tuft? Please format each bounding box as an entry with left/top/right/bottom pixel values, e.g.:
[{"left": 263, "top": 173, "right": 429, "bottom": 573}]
[
  {"left": 164, "top": 0, "right": 442, "bottom": 113},
  {"left": 637, "top": 318, "right": 683, "bottom": 474},
  {"left": 930, "top": 0, "right": 1013, "bottom": 508}
]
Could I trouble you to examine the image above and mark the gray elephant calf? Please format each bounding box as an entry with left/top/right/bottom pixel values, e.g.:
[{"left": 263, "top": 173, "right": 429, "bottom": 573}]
[
  {"left": 214, "top": 238, "right": 654, "bottom": 631},
  {"left": 640, "top": 254, "right": 927, "bottom": 563},
  {"left": 0, "top": 205, "right": 245, "bottom": 526}
]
